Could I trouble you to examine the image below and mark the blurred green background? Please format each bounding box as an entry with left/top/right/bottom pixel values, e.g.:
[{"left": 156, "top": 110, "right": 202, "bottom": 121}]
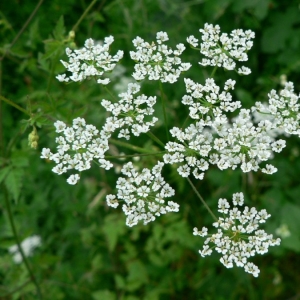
[{"left": 1, "top": 0, "right": 300, "bottom": 299}]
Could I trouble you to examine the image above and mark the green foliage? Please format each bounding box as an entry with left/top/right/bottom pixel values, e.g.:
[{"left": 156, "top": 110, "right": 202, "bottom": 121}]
[{"left": 1, "top": 0, "right": 300, "bottom": 299}]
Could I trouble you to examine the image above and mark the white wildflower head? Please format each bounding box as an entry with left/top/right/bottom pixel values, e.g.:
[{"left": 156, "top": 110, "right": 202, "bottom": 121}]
[
  {"left": 9, "top": 235, "right": 41, "bottom": 264},
  {"left": 182, "top": 77, "right": 240, "bottom": 121},
  {"left": 130, "top": 32, "right": 191, "bottom": 83},
  {"left": 275, "top": 224, "right": 291, "bottom": 239},
  {"left": 106, "top": 161, "right": 179, "bottom": 227},
  {"left": 163, "top": 110, "right": 285, "bottom": 179},
  {"left": 41, "top": 118, "right": 112, "bottom": 184},
  {"left": 101, "top": 83, "right": 158, "bottom": 139},
  {"left": 187, "top": 23, "right": 254, "bottom": 74},
  {"left": 56, "top": 36, "right": 123, "bottom": 84},
  {"left": 253, "top": 82, "right": 300, "bottom": 136},
  {"left": 193, "top": 192, "right": 280, "bottom": 277}
]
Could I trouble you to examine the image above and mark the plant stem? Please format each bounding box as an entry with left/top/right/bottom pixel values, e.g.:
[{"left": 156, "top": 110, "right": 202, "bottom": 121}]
[
  {"left": 0, "top": 0, "right": 44, "bottom": 61},
  {"left": 47, "top": 52, "right": 60, "bottom": 92},
  {"left": 146, "top": 131, "right": 165, "bottom": 148},
  {"left": 104, "top": 86, "right": 118, "bottom": 102},
  {"left": 186, "top": 177, "right": 218, "bottom": 222},
  {"left": 210, "top": 65, "right": 218, "bottom": 78},
  {"left": 0, "top": 61, "right": 3, "bottom": 158},
  {"left": 110, "top": 138, "right": 156, "bottom": 154},
  {"left": 159, "top": 81, "right": 169, "bottom": 140},
  {"left": 72, "top": 0, "right": 98, "bottom": 32},
  {"left": 0, "top": 95, "right": 30, "bottom": 116},
  {"left": 3, "top": 185, "right": 43, "bottom": 299},
  {"left": 105, "top": 151, "right": 165, "bottom": 159},
  {"left": 181, "top": 115, "right": 190, "bottom": 130}
]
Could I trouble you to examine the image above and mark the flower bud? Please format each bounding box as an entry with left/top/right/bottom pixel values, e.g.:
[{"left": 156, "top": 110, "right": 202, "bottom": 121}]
[{"left": 28, "top": 127, "right": 39, "bottom": 149}]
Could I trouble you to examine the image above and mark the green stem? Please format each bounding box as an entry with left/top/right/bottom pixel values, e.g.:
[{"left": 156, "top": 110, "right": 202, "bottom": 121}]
[
  {"left": 72, "top": 0, "right": 98, "bottom": 32},
  {"left": 0, "top": 95, "right": 30, "bottom": 116},
  {"left": 47, "top": 52, "right": 60, "bottom": 92},
  {"left": 146, "top": 131, "right": 165, "bottom": 148},
  {"left": 186, "top": 177, "right": 218, "bottom": 222},
  {"left": 109, "top": 138, "right": 156, "bottom": 154},
  {"left": 104, "top": 86, "right": 118, "bottom": 102},
  {"left": 105, "top": 151, "right": 165, "bottom": 159},
  {"left": 210, "top": 65, "right": 218, "bottom": 78},
  {"left": 0, "top": 60, "right": 3, "bottom": 157},
  {"left": 181, "top": 115, "right": 190, "bottom": 129},
  {"left": 3, "top": 185, "right": 42, "bottom": 299},
  {"left": 0, "top": 0, "right": 44, "bottom": 61},
  {"left": 159, "top": 81, "right": 169, "bottom": 140}
]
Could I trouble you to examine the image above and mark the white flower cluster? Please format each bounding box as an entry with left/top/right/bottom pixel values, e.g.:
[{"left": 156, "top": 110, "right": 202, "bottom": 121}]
[
  {"left": 187, "top": 23, "right": 254, "bottom": 75},
  {"left": 164, "top": 106, "right": 286, "bottom": 179},
  {"left": 56, "top": 36, "right": 123, "bottom": 84},
  {"left": 130, "top": 31, "right": 191, "bottom": 83},
  {"left": 106, "top": 162, "right": 179, "bottom": 227},
  {"left": 42, "top": 25, "right": 292, "bottom": 276},
  {"left": 193, "top": 192, "right": 281, "bottom": 277},
  {"left": 101, "top": 83, "right": 158, "bottom": 139},
  {"left": 182, "top": 77, "right": 240, "bottom": 121},
  {"left": 9, "top": 235, "right": 41, "bottom": 264},
  {"left": 41, "top": 117, "right": 112, "bottom": 185},
  {"left": 253, "top": 82, "right": 300, "bottom": 136}
]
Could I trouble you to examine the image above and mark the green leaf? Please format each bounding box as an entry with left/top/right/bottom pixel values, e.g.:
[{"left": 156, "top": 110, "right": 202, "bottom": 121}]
[
  {"left": 281, "top": 203, "right": 300, "bottom": 233},
  {"left": 27, "top": 18, "right": 41, "bottom": 48},
  {"left": 43, "top": 40, "right": 64, "bottom": 60},
  {"left": 0, "top": 166, "right": 11, "bottom": 184},
  {"left": 38, "top": 52, "right": 50, "bottom": 72},
  {"left": 11, "top": 150, "right": 29, "bottom": 168},
  {"left": 261, "top": 7, "right": 299, "bottom": 53},
  {"left": 91, "top": 254, "right": 103, "bottom": 271},
  {"left": 52, "top": 16, "right": 65, "bottom": 40},
  {"left": 92, "top": 290, "right": 116, "bottom": 300},
  {"left": 102, "top": 214, "right": 126, "bottom": 252},
  {"left": 126, "top": 260, "right": 148, "bottom": 291},
  {"left": 231, "top": 0, "right": 269, "bottom": 20},
  {"left": 281, "top": 235, "right": 300, "bottom": 252},
  {"left": 114, "top": 274, "right": 126, "bottom": 289},
  {"left": 4, "top": 167, "right": 24, "bottom": 202}
]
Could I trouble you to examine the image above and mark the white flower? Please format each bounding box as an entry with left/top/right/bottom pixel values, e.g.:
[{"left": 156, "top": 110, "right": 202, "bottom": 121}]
[
  {"left": 56, "top": 36, "right": 123, "bottom": 84},
  {"left": 275, "top": 224, "right": 291, "bottom": 238},
  {"left": 106, "top": 162, "right": 179, "bottom": 226},
  {"left": 238, "top": 66, "right": 251, "bottom": 75},
  {"left": 101, "top": 83, "right": 158, "bottom": 139},
  {"left": 130, "top": 32, "right": 191, "bottom": 83},
  {"left": 187, "top": 35, "right": 199, "bottom": 47},
  {"left": 40, "top": 148, "right": 52, "bottom": 159},
  {"left": 194, "top": 192, "right": 280, "bottom": 277},
  {"left": 9, "top": 235, "right": 41, "bottom": 264},
  {"left": 67, "top": 174, "right": 80, "bottom": 185},
  {"left": 41, "top": 118, "right": 111, "bottom": 184},
  {"left": 197, "top": 23, "right": 254, "bottom": 74}
]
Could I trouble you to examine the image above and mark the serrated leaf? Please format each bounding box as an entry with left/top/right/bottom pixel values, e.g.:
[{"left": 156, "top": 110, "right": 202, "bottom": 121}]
[
  {"left": 126, "top": 260, "right": 148, "bottom": 291},
  {"left": 27, "top": 18, "right": 41, "bottom": 48},
  {"left": 4, "top": 167, "right": 24, "bottom": 202},
  {"left": 38, "top": 52, "right": 50, "bottom": 72},
  {"left": 0, "top": 166, "right": 11, "bottom": 183},
  {"left": 8, "top": 46, "right": 30, "bottom": 59},
  {"left": 43, "top": 40, "right": 64, "bottom": 60},
  {"left": 52, "top": 16, "right": 65, "bottom": 40},
  {"left": 102, "top": 214, "right": 126, "bottom": 252},
  {"left": 11, "top": 151, "right": 29, "bottom": 168}
]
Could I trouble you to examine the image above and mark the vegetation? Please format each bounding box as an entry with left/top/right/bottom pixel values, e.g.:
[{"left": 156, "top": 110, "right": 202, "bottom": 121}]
[{"left": 1, "top": 0, "right": 300, "bottom": 299}]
